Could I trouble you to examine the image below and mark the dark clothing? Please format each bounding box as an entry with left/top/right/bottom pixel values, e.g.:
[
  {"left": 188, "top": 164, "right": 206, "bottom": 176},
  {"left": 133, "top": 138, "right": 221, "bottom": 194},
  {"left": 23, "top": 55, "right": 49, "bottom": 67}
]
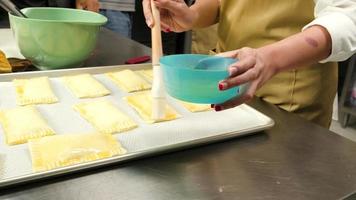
[
  {"left": 0, "top": 0, "right": 74, "bottom": 28},
  {"left": 0, "top": 10, "right": 11, "bottom": 28},
  {"left": 11, "top": 0, "right": 74, "bottom": 8},
  {"left": 11, "top": 0, "right": 48, "bottom": 8}
]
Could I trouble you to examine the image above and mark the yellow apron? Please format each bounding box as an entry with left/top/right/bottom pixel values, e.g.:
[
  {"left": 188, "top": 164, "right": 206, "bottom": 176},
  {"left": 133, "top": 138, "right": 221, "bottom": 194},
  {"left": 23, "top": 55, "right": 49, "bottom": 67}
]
[
  {"left": 215, "top": 0, "right": 338, "bottom": 127},
  {"left": 191, "top": 25, "right": 219, "bottom": 54}
]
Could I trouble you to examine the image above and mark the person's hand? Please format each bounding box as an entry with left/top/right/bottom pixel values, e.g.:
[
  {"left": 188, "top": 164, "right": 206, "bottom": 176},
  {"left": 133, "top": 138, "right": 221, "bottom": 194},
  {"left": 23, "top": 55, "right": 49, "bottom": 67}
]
[
  {"left": 76, "top": 0, "right": 99, "bottom": 12},
  {"left": 142, "top": 0, "right": 197, "bottom": 32},
  {"left": 212, "top": 47, "right": 277, "bottom": 111}
]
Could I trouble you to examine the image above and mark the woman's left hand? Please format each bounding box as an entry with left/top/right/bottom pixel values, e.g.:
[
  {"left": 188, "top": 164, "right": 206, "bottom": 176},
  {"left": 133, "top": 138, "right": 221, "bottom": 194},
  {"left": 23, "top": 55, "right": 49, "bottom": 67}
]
[
  {"left": 213, "top": 47, "right": 277, "bottom": 111},
  {"left": 76, "top": 0, "right": 100, "bottom": 12}
]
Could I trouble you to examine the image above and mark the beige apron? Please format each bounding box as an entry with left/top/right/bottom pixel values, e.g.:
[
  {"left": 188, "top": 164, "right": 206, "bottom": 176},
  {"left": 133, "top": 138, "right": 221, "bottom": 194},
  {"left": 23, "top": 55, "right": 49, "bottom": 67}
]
[
  {"left": 214, "top": 0, "right": 338, "bottom": 127},
  {"left": 191, "top": 25, "right": 219, "bottom": 54}
]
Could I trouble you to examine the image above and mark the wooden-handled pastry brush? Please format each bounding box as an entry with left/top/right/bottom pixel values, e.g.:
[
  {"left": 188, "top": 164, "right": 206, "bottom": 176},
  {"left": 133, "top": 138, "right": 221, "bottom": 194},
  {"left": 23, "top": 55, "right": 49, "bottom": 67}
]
[{"left": 150, "top": 0, "right": 166, "bottom": 120}]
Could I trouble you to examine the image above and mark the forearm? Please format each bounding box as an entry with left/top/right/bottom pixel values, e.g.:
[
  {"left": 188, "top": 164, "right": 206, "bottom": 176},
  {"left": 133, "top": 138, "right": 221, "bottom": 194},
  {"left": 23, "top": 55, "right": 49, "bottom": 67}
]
[
  {"left": 190, "top": 0, "right": 219, "bottom": 28},
  {"left": 258, "top": 25, "right": 332, "bottom": 74},
  {"left": 307, "top": 0, "right": 356, "bottom": 62}
]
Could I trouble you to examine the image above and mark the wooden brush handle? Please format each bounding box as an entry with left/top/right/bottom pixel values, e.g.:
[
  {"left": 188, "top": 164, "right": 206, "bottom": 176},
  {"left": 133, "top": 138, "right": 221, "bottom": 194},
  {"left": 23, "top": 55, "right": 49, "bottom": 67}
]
[{"left": 151, "top": 0, "right": 163, "bottom": 65}]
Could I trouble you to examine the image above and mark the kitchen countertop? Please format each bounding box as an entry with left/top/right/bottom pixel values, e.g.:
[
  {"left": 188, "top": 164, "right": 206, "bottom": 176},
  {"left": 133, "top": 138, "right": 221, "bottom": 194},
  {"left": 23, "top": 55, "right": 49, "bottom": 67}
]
[
  {"left": 1, "top": 29, "right": 356, "bottom": 200},
  {"left": 84, "top": 28, "right": 151, "bottom": 67},
  {"left": 0, "top": 28, "right": 152, "bottom": 68}
]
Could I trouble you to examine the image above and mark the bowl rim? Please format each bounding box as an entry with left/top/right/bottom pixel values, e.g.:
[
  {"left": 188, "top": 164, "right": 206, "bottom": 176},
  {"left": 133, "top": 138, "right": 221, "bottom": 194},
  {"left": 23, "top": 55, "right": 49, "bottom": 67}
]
[
  {"left": 9, "top": 7, "right": 107, "bottom": 25},
  {"left": 159, "top": 54, "right": 236, "bottom": 72}
]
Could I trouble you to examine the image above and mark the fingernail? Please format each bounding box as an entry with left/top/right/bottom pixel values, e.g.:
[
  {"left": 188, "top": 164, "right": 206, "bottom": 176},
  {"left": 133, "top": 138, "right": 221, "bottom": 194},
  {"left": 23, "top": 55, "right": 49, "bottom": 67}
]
[
  {"left": 210, "top": 104, "right": 215, "bottom": 108},
  {"left": 218, "top": 82, "right": 227, "bottom": 90},
  {"left": 146, "top": 18, "right": 152, "bottom": 27},
  {"left": 229, "top": 67, "right": 237, "bottom": 76},
  {"left": 214, "top": 105, "right": 222, "bottom": 112}
]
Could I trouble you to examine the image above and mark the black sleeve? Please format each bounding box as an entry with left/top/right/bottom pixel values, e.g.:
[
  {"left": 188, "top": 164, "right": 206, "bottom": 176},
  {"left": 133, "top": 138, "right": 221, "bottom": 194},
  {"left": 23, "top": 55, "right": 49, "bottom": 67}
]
[
  {"left": 0, "top": 9, "right": 9, "bottom": 28},
  {"left": 7, "top": 0, "right": 75, "bottom": 8},
  {"left": 0, "top": 0, "right": 75, "bottom": 28},
  {"left": 10, "top": 0, "right": 48, "bottom": 8},
  {"left": 48, "top": 0, "right": 75, "bottom": 8}
]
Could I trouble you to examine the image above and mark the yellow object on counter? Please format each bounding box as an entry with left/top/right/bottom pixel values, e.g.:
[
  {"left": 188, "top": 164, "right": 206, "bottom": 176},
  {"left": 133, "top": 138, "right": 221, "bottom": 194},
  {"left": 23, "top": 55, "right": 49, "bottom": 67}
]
[
  {"left": 106, "top": 69, "right": 151, "bottom": 92},
  {"left": 124, "top": 92, "right": 179, "bottom": 123},
  {"left": 0, "top": 106, "right": 55, "bottom": 145},
  {"left": 62, "top": 74, "right": 110, "bottom": 98},
  {"left": 180, "top": 101, "right": 212, "bottom": 113},
  {"left": 14, "top": 77, "right": 58, "bottom": 106},
  {"left": 29, "top": 133, "right": 126, "bottom": 172},
  {"left": 137, "top": 69, "right": 153, "bottom": 82},
  {"left": 0, "top": 50, "right": 12, "bottom": 73},
  {"left": 74, "top": 100, "right": 138, "bottom": 134}
]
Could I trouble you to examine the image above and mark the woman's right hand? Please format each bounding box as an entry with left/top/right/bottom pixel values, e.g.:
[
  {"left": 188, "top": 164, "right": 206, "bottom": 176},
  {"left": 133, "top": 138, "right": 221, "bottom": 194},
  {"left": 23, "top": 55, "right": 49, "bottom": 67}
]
[{"left": 142, "top": 0, "right": 197, "bottom": 32}]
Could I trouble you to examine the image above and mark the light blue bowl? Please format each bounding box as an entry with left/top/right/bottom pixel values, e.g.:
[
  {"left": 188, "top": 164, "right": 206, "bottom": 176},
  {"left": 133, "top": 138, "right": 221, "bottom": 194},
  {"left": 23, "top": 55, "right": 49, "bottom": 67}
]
[{"left": 160, "top": 54, "right": 248, "bottom": 104}]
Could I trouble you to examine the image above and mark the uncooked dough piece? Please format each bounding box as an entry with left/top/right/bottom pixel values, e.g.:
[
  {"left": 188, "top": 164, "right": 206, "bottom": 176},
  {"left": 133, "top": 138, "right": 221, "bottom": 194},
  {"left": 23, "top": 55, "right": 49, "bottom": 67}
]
[
  {"left": 0, "top": 106, "right": 55, "bottom": 145},
  {"left": 29, "top": 133, "right": 126, "bottom": 172},
  {"left": 13, "top": 76, "right": 58, "bottom": 106},
  {"left": 137, "top": 69, "right": 153, "bottom": 82},
  {"left": 123, "top": 92, "right": 179, "bottom": 123},
  {"left": 62, "top": 74, "right": 110, "bottom": 98},
  {"left": 106, "top": 69, "right": 151, "bottom": 92},
  {"left": 74, "top": 100, "right": 137, "bottom": 134},
  {"left": 180, "top": 101, "right": 212, "bottom": 112}
]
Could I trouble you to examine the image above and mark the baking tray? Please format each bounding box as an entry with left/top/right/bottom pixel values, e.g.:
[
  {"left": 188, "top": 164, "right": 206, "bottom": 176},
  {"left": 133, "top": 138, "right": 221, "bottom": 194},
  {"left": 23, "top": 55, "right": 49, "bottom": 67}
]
[{"left": 0, "top": 64, "right": 274, "bottom": 188}]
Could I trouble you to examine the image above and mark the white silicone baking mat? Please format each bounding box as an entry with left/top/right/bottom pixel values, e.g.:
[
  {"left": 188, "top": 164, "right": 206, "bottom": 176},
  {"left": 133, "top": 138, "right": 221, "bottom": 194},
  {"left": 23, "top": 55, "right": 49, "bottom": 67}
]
[{"left": 0, "top": 64, "right": 274, "bottom": 187}]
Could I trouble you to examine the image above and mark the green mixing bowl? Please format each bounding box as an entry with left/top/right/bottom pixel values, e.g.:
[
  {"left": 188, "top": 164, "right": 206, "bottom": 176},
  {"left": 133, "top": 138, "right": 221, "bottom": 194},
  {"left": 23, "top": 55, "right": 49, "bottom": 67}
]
[{"left": 9, "top": 7, "right": 107, "bottom": 70}]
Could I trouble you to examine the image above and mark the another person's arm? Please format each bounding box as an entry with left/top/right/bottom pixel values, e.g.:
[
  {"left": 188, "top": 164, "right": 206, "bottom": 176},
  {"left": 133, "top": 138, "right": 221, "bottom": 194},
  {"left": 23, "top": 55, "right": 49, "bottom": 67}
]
[
  {"left": 76, "top": 0, "right": 99, "bottom": 12},
  {"left": 214, "top": 0, "right": 356, "bottom": 111},
  {"left": 142, "top": 0, "right": 219, "bottom": 32}
]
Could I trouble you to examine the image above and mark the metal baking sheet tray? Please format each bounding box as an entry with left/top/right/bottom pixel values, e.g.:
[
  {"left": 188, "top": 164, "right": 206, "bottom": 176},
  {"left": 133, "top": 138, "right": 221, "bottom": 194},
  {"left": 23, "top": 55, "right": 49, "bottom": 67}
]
[{"left": 0, "top": 64, "right": 274, "bottom": 188}]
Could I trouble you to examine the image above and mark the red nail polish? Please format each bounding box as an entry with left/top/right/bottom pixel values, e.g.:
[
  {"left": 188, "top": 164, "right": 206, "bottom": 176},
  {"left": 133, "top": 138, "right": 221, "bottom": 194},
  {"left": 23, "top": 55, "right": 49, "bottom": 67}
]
[
  {"left": 211, "top": 104, "right": 215, "bottom": 108},
  {"left": 218, "top": 83, "right": 224, "bottom": 90},
  {"left": 166, "top": 28, "right": 171, "bottom": 32},
  {"left": 215, "top": 105, "right": 222, "bottom": 111}
]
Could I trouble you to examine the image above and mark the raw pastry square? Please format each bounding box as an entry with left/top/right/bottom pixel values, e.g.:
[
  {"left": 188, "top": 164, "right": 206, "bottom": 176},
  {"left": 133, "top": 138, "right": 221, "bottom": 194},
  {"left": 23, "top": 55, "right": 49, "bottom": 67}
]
[
  {"left": 123, "top": 92, "right": 179, "bottom": 123},
  {"left": 137, "top": 69, "right": 153, "bottom": 82},
  {"left": 74, "top": 100, "right": 137, "bottom": 134},
  {"left": 180, "top": 101, "right": 212, "bottom": 112},
  {"left": 13, "top": 76, "right": 58, "bottom": 106},
  {"left": 29, "top": 133, "right": 126, "bottom": 172},
  {"left": 106, "top": 69, "right": 151, "bottom": 92},
  {"left": 62, "top": 74, "right": 110, "bottom": 98},
  {"left": 0, "top": 106, "right": 55, "bottom": 145}
]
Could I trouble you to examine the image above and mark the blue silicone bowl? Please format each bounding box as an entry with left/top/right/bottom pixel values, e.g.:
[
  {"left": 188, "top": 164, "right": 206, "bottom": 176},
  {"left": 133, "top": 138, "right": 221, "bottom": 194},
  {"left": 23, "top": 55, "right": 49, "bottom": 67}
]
[{"left": 160, "top": 54, "right": 248, "bottom": 104}]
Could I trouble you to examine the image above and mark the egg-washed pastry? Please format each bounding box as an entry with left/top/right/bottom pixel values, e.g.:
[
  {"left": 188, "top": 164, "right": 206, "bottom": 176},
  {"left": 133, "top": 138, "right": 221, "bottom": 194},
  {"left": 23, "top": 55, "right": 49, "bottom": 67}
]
[
  {"left": 14, "top": 76, "right": 58, "bottom": 106},
  {"left": 74, "top": 100, "right": 137, "bottom": 134},
  {"left": 123, "top": 92, "right": 179, "bottom": 123},
  {"left": 0, "top": 106, "right": 55, "bottom": 145},
  {"left": 180, "top": 101, "right": 212, "bottom": 112},
  {"left": 0, "top": 50, "right": 11, "bottom": 73},
  {"left": 29, "top": 133, "right": 126, "bottom": 172},
  {"left": 106, "top": 69, "right": 151, "bottom": 92},
  {"left": 62, "top": 74, "right": 110, "bottom": 98},
  {"left": 137, "top": 69, "right": 153, "bottom": 82}
]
